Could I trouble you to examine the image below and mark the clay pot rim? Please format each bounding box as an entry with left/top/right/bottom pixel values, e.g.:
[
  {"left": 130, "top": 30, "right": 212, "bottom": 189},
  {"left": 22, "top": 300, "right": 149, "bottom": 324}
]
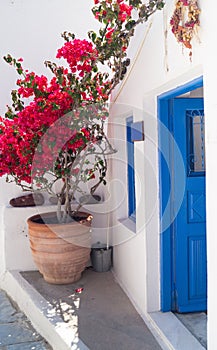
[{"left": 27, "top": 211, "right": 93, "bottom": 227}]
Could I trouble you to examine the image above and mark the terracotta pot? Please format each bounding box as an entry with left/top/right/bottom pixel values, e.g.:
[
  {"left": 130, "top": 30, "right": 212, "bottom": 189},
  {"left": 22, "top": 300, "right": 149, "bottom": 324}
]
[{"left": 27, "top": 211, "right": 92, "bottom": 284}]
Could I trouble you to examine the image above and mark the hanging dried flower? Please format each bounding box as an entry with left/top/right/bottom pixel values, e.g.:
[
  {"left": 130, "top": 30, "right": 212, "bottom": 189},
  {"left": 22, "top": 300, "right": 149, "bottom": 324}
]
[{"left": 170, "top": 0, "right": 200, "bottom": 56}]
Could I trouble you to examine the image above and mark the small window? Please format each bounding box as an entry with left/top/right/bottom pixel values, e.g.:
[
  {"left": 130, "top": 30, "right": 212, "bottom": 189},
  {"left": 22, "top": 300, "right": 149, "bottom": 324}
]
[
  {"left": 187, "top": 109, "right": 205, "bottom": 176},
  {"left": 126, "top": 117, "right": 136, "bottom": 221}
]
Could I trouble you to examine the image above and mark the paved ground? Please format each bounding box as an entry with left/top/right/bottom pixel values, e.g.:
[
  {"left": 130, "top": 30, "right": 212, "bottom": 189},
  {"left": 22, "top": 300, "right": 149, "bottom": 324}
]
[
  {"left": 21, "top": 268, "right": 163, "bottom": 350},
  {"left": 0, "top": 290, "right": 52, "bottom": 350}
]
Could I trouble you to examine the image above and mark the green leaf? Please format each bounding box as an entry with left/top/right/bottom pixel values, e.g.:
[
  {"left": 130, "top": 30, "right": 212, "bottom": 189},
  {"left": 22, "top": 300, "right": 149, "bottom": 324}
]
[
  {"left": 52, "top": 103, "right": 60, "bottom": 110},
  {"left": 129, "top": 0, "right": 142, "bottom": 6},
  {"left": 88, "top": 31, "right": 97, "bottom": 42},
  {"left": 157, "top": 1, "right": 165, "bottom": 10},
  {"left": 3, "top": 54, "right": 12, "bottom": 63}
]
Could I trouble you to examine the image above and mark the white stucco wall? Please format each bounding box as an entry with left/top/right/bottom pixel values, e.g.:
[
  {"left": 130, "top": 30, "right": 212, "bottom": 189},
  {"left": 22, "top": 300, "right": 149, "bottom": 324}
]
[
  {"left": 110, "top": 0, "right": 205, "bottom": 318},
  {"left": 0, "top": 0, "right": 99, "bottom": 116},
  {"left": 201, "top": 3, "right": 217, "bottom": 350},
  {"left": 110, "top": 0, "right": 217, "bottom": 347}
]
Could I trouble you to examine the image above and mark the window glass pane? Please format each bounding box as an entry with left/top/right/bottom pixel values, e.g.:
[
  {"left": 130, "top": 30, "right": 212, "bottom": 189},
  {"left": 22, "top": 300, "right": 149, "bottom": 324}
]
[{"left": 187, "top": 109, "right": 205, "bottom": 174}]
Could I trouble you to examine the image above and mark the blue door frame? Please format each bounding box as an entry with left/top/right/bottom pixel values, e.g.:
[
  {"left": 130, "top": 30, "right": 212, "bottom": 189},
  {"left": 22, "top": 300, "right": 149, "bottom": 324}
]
[{"left": 158, "top": 76, "right": 204, "bottom": 311}]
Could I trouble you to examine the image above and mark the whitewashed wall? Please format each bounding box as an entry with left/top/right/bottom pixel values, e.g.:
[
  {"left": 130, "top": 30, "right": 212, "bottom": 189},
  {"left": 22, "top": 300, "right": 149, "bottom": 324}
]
[
  {"left": 201, "top": 2, "right": 217, "bottom": 350},
  {"left": 110, "top": 0, "right": 217, "bottom": 347},
  {"left": 0, "top": 0, "right": 100, "bottom": 116},
  {"left": 109, "top": 0, "right": 205, "bottom": 317}
]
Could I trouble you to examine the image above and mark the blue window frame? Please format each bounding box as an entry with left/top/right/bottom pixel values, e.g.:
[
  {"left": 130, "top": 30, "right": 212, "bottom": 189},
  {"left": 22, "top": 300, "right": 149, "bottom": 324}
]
[
  {"left": 186, "top": 109, "right": 205, "bottom": 176},
  {"left": 126, "top": 117, "right": 136, "bottom": 221}
]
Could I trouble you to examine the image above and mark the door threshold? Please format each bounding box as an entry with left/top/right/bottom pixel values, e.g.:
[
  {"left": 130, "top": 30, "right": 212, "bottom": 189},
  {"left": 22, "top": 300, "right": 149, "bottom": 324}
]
[
  {"left": 174, "top": 312, "right": 207, "bottom": 349},
  {"left": 148, "top": 311, "right": 206, "bottom": 350}
]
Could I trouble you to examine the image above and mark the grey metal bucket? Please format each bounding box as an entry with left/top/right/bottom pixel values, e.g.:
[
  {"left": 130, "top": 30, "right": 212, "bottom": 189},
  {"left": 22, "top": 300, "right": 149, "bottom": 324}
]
[{"left": 91, "top": 244, "right": 112, "bottom": 272}]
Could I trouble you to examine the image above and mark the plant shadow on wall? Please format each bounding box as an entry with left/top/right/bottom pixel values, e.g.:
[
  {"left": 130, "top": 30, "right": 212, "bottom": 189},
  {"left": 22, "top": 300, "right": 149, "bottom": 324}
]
[{"left": 0, "top": 0, "right": 164, "bottom": 284}]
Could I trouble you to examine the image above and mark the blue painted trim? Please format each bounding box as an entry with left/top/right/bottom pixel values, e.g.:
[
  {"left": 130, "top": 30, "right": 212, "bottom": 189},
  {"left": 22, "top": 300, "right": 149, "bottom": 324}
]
[
  {"left": 158, "top": 76, "right": 203, "bottom": 101},
  {"left": 126, "top": 116, "right": 136, "bottom": 221},
  {"left": 158, "top": 76, "right": 203, "bottom": 312},
  {"left": 131, "top": 121, "right": 144, "bottom": 142}
]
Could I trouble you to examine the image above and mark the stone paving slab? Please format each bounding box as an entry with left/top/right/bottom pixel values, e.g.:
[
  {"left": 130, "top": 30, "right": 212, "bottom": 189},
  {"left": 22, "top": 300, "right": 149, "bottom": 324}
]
[
  {"left": 3, "top": 341, "right": 50, "bottom": 350},
  {"left": 0, "top": 290, "right": 52, "bottom": 350},
  {"left": 0, "top": 291, "right": 23, "bottom": 323},
  {"left": 0, "top": 322, "right": 42, "bottom": 346}
]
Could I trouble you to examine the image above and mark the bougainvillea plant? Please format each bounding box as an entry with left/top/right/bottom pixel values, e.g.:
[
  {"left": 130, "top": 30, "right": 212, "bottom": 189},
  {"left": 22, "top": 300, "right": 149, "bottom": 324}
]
[
  {"left": 0, "top": 0, "right": 164, "bottom": 222},
  {"left": 170, "top": 0, "right": 200, "bottom": 57}
]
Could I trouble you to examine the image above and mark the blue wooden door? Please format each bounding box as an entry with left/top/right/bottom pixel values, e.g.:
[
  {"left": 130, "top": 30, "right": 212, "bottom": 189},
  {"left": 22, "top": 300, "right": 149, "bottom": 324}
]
[{"left": 173, "top": 98, "right": 207, "bottom": 312}]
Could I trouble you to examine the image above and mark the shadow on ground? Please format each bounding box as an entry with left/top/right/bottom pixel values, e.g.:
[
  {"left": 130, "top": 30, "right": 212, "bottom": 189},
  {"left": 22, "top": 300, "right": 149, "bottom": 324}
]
[{"left": 22, "top": 268, "right": 162, "bottom": 350}]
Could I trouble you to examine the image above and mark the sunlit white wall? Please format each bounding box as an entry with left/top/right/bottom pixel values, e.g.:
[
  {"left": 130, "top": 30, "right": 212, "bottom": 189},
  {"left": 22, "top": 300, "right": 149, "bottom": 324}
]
[{"left": 109, "top": 0, "right": 204, "bottom": 317}]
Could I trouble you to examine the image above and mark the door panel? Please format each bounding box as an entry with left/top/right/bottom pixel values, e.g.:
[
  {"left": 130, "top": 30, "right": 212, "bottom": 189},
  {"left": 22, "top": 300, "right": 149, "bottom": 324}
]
[{"left": 173, "top": 98, "right": 207, "bottom": 312}]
